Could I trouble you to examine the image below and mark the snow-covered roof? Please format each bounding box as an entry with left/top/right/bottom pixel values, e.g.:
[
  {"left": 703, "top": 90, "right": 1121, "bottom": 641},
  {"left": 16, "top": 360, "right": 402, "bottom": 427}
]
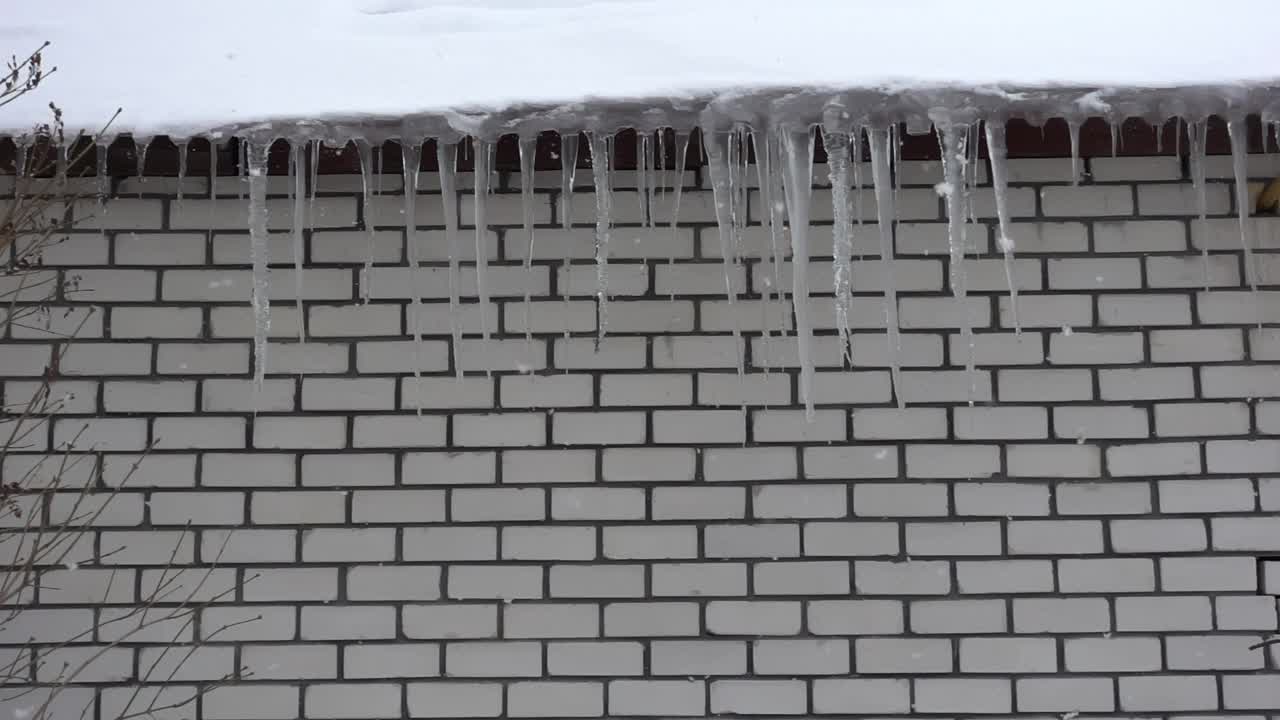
[{"left": 4, "top": 0, "right": 1280, "bottom": 140}]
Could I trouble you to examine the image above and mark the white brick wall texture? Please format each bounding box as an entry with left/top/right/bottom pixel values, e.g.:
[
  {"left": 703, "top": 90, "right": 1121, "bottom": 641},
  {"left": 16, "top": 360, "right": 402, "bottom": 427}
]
[{"left": 2, "top": 151, "right": 1279, "bottom": 718}]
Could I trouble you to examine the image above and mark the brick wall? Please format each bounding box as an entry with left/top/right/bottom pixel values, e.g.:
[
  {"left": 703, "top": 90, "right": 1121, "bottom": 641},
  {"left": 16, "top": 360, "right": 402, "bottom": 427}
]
[{"left": 2, "top": 147, "right": 1280, "bottom": 719}]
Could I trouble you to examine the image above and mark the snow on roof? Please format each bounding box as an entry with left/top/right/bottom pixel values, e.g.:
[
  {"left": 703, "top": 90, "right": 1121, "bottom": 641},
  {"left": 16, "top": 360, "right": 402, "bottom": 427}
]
[{"left": 4, "top": 0, "right": 1280, "bottom": 139}]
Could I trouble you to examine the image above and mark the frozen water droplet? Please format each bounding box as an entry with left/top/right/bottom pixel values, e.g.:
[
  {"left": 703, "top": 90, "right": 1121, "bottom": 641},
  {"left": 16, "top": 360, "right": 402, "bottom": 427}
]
[
  {"left": 874, "top": 449, "right": 889, "bottom": 460},
  {"left": 516, "top": 362, "right": 534, "bottom": 374},
  {"left": 997, "top": 234, "right": 1014, "bottom": 254},
  {"left": 933, "top": 181, "right": 954, "bottom": 197},
  {"left": 64, "top": 561, "right": 78, "bottom": 570},
  {"left": 1061, "top": 325, "right": 1074, "bottom": 336}
]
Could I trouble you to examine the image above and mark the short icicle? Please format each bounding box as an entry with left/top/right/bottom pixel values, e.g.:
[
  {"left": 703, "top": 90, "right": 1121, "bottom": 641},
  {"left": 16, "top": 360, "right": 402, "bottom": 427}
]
[
  {"left": 589, "top": 132, "right": 614, "bottom": 347},
  {"left": 290, "top": 141, "right": 307, "bottom": 349},
  {"left": 867, "top": 127, "right": 905, "bottom": 408},
  {"left": 1226, "top": 117, "right": 1262, "bottom": 327},
  {"left": 208, "top": 141, "right": 219, "bottom": 247},
  {"left": 473, "top": 140, "right": 495, "bottom": 351},
  {"left": 938, "top": 120, "right": 977, "bottom": 404},
  {"left": 637, "top": 132, "right": 650, "bottom": 227},
  {"left": 437, "top": 141, "right": 464, "bottom": 378},
  {"left": 1067, "top": 119, "right": 1082, "bottom": 184},
  {"left": 401, "top": 140, "right": 425, "bottom": 412},
  {"left": 176, "top": 139, "right": 187, "bottom": 206},
  {"left": 94, "top": 142, "right": 109, "bottom": 206},
  {"left": 703, "top": 129, "right": 747, "bottom": 387},
  {"left": 780, "top": 126, "right": 817, "bottom": 421},
  {"left": 559, "top": 132, "right": 580, "bottom": 336},
  {"left": 518, "top": 135, "right": 538, "bottom": 346},
  {"left": 308, "top": 140, "right": 321, "bottom": 231},
  {"left": 246, "top": 139, "right": 272, "bottom": 403},
  {"left": 823, "top": 129, "right": 855, "bottom": 365},
  {"left": 984, "top": 121, "right": 1021, "bottom": 334},
  {"left": 134, "top": 139, "right": 148, "bottom": 197},
  {"left": 1187, "top": 119, "right": 1210, "bottom": 290},
  {"left": 355, "top": 139, "right": 377, "bottom": 302}
]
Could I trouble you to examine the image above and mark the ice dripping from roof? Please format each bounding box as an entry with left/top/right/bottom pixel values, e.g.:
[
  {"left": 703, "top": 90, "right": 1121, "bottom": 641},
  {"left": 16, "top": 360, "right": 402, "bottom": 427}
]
[
  {"left": 246, "top": 140, "right": 271, "bottom": 403},
  {"left": 823, "top": 128, "right": 855, "bottom": 366},
  {"left": 936, "top": 118, "right": 977, "bottom": 405},
  {"left": 176, "top": 139, "right": 188, "bottom": 206},
  {"left": 473, "top": 139, "right": 495, "bottom": 355},
  {"left": 703, "top": 129, "right": 746, "bottom": 392},
  {"left": 290, "top": 141, "right": 308, "bottom": 350},
  {"left": 436, "top": 140, "right": 464, "bottom": 378},
  {"left": 589, "top": 132, "right": 614, "bottom": 347},
  {"left": 518, "top": 135, "right": 538, "bottom": 346},
  {"left": 559, "top": 133, "right": 580, "bottom": 335},
  {"left": 1227, "top": 117, "right": 1262, "bottom": 328},
  {"left": 984, "top": 121, "right": 1021, "bottom": 334},
  {"left": 356, "top": 138, "right": 377, "bottom": 302},
  {"left": 1187, "top": 120, "right": 1210, "bottom": 290},
  {"left": 780, "top": 126, "right": 816, "bottom": 421},
  {"left": 867, "top": 127, "right": 905, "bottom": 409},
  {"left": 401, "top": 139, "right": 425, "bottom": 411}
]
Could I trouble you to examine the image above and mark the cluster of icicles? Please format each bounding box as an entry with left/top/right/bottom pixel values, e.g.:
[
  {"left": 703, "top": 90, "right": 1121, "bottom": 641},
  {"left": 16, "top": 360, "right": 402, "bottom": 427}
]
[{"left": 47, "top": 114, "right": 1266, "bottom": 420}]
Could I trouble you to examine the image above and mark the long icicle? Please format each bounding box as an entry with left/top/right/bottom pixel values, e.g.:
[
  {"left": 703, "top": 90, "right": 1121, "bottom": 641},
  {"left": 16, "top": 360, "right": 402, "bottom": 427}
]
[
  {"left": 1188, "top": 119, "right": 1210, "bottom": 291},
  {"left": 290, "top": 141, "right": 307, "bottom": 349},
  {"left": 704, "top": 129, "right": 747, "bottom": 388},
  {"left": 559, "top": 132, "right": 580, "bottom": 337},
  {"left": 519, "top": 135, "right": 539, "bottom": 346},
  {"left": 437, "top": 141, "right": 463, "bottom": 378},
  {"left": 746, "top": 129, "right": 775, "bottom": 379},
  {"left": 938, "top": 121, "right": 976, "bottom": 404},
  {"left": 666, "top": 131, "right": 691, "bottom": 293},
  {"left": 246, "top": 139, "right": 271, "bottom": 403},
  {"left": 760, "top": 130, "right": 788, "bottom": 349},
  {"left": 867, "top": 127, "right": 904, "bottom": 408},
  {"left": 823, "top": 129, "right": 855, "bottom": 365},
  {"left": 1226, "top": 117, "right": 1262, "bottom": 328},
  {"left": 474, "top": 139, "right": 494, "bottom": 352},
  {"left": 402, "top": 139, "right": 425, "bottom": 411},
  {"left": 589, "top": 132, "right": 614, "bottom": 347},
  {"left": 134, "top": 139, "right": 148, "bottom": 197},
  {"left": 308, "top": 140, "right": 321, "bottom": 231},
  {"left": 208, "top": 140, "right": 218, "bottom": 249},
  {"left": 780, "top": 126, "right": 816, "bottom": 420},
  {"left": 356, "top": 139, "right": 377, "bottom": 302},
  {"left": 984, "top": 120, "right": 1021, "bottom": 334},
  {"left": 94, "top": 142, "right": 109, "bottom": 207}
]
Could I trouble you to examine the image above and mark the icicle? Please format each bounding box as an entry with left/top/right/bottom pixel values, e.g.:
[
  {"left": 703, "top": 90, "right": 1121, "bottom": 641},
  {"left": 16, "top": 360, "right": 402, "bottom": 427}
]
[
  {"left": 308, "top": 140, "right": 321, "bottom": 232},
  {"left": 965, "top": 123, "right": 981, "bottom": 223},
  {"left": 1226, "top": 117, "right": 1262, "bottom": 327},
  {"left": 176, "top": 139, "right": 187, "bottom": 206},
  {"left": 759, "top": 130, "right": 787, "bottom": 310},
  {"left": 94, "top": 143, "right": 109, "bottom": 205},
  {"left": 246, "top": 140, "right": 271, "bottom": 401},
  {"left": 1109, "top": 121, "right": 1119, "bottom": 158},
  {"left": 239, "top": 139, "right": 248, "bottom": 199},
  {"left": 666, "top": 131, "right": 691, "bottom": 277},
  {"left": 559, "top": 132, "right": 580, "bottom": 335},
  {"left": 356, "top": 139, "right": 377, "bottom": 302},
  {"left": 589, "top": 132, "right": 614, "bottom": 346},
  {"left": 560, "top": 132, "right": 579, "bottom": 228},
  {"left": 822, "top": 129, "right": 855, "bottom": 365},
  {"left": 436, "top": 141, "right": 464, "bottom": 378},
  {"left": 1067, "top": 119, "right": 1082, "bottom": 184},
  {"left": 208, "top": 141, "right": 218, "bottom": 247},
  {"left": 780, "top": 126, "right": 817, "bottom": 421},
  {"left": 290, "top": 141, "right": 307, "bottom": 349},
  {"left": 473, "top": 139, "right": 494, "bottom": 350},
  {"left": 1188, "top": 120, "right": 1210, "bottom": 290},
  {"left": 851, "top": 128, "right": 864, "bottom": 227},
  {"left": 938, "top": 121, "right": 977, "bottom": 404},
  {"left": 518, "top": 135, "right": 538, "bottom": 346},
  {"left": 657, "top": 129, "right": 668, "bottom": 207},
  {"left": 1156, "top": 120, "right": 1165, "bottom": 155},
  {"left": 704, "top": 130, "right": 747, "bottom": 386},
  {"left": 985, "top": 121, "right": 1021, "bottom": 334},
  {"left": 374, "top": 143, "right": 384, "bottom": 197},
  {"left": 867, "top": 127, "right": 905, "bottom": 408},
  {"left": 746, "top": 129, "right": 775, "bottom": 374},
  {"left": 402, "top": 140, "right": 425, "bottom": 409},
  {"left": 134, "top": 139, "right": 148, "bottom": 197},
  {"left": 637, "top": 132, "right": 650, "bottom": 227}
]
